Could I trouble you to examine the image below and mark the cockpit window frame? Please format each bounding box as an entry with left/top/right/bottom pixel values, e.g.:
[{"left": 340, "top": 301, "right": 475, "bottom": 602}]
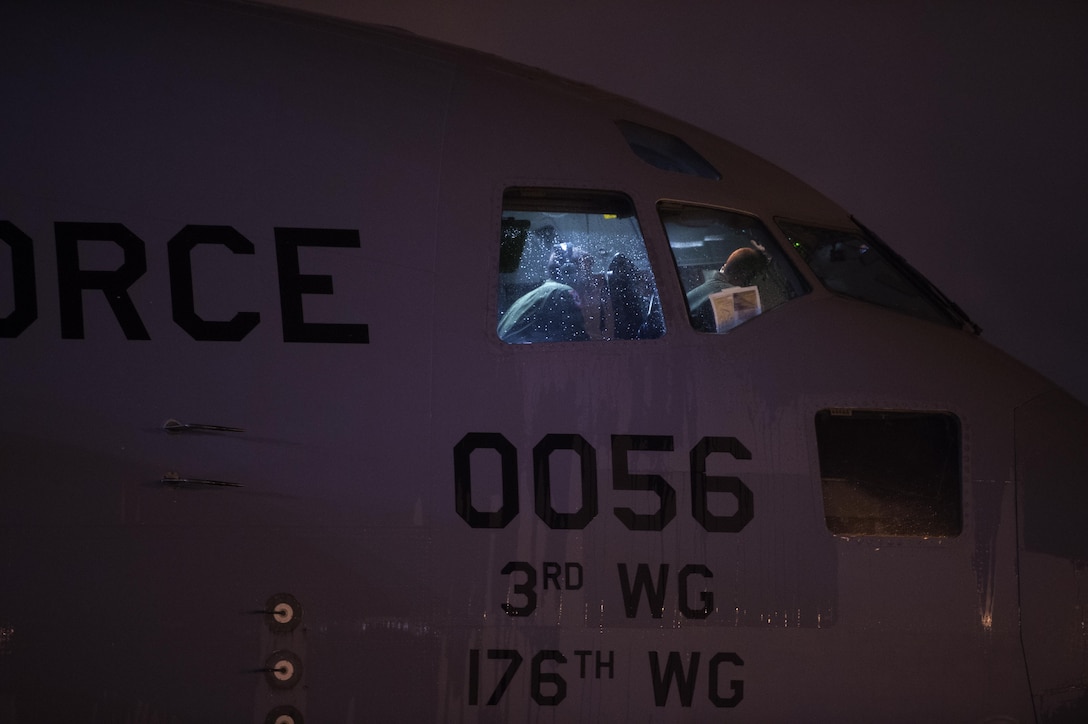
[
  {"left": 495, "top": 187, "right": 667, "bottom": 345},
  {"left": 657, "top": 201, "right": 811, "bottom": 334},
  {"left": 775, "top": 216, "right": 979, "bottom": 333}
]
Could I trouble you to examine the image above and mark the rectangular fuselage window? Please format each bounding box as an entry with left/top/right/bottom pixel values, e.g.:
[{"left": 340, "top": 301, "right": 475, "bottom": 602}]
[
  {"left": 497, "top": 188, "right": 665, "bottom": 344},
  {"left": 815, "top": 409, "right": 962, "bottom": 537}
]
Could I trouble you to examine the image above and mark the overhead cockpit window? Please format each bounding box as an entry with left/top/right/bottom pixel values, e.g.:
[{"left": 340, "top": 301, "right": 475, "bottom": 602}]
[
  {"left": 777, "top": 220, "right": 969, "bottom": 329},
  {"left": 659, "top": 203, "right": 809, "bottom": 333},
  {"left": 616, "top": 121, "right": 721, "bottom": 180},
  {"left": 815, "top": 409, "right": 962, "bottom": 537},
  {"left": 497, "top": 188, "right": 665, "bottom": 344}
]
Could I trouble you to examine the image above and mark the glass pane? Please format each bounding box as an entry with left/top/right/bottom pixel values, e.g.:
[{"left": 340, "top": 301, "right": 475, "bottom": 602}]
[
  {"left": 659, "top": 203, "right": 809, "bottom": 333},
  {"left": 497, "top": 188, "right": 665, "bottom": 344},
  {"left": 815, "top": 409, "right": 962, "bottom": 537},
  {"left": 777, "top": 220, "right": 960, "bottom": 327},
  {"left": 615, "top": 121, "right": 721, "bottom": 180}
]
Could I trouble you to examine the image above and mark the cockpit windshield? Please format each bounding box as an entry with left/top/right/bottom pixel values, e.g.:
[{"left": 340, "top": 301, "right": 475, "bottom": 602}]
[
  {"left": 776, "top": 219, "right": 974, "bottom": 330},
  {"left": 660, "top": 202, "right": 809, "bottom": 333}
]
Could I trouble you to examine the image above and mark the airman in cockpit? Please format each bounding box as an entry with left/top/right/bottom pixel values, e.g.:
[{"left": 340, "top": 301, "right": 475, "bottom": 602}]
[
  {"left": 686, "top": 246, "right": 768, "bottom": 332},
  {"left": 497, "top": 240, "right": 592, "bottom": 344}
]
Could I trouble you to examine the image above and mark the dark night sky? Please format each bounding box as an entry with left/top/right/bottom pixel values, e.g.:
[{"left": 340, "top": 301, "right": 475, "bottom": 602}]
[{"left": 268, "top": 0, "right": 1088, "bottom": 403}]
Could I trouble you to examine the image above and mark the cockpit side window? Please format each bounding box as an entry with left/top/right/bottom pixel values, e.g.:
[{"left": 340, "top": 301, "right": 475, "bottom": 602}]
[
  {"left": 776, "top": 219, "right": 967, "bottom": 328},
  {"left": 497, "top": 188, "right": 665, "bottom": 344},
  {"left": 815, "top": 409, "right": 962, "bottom": 537},
  {"left": 615, "top": 121, "right": 721, "bottom": 180},
  {"left": 658, "top": 202, "right": 809, "bottom": 333}
]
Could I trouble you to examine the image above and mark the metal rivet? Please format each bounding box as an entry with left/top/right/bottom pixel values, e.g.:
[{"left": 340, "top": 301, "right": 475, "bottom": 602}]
[
  {"left": 272, "top": 602, "right": 294, "bottom": 625},
  {"left": 264, "top": 650, "right": 303, "bottom": 689},
  {"left": 264, "top": 593, "right": 303, "bottom": 633}
]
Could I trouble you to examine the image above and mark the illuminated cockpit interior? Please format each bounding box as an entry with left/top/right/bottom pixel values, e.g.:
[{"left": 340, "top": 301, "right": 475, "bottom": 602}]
[
  {"left": 497, "top": 188, "right": 665, "bottom": 343},
  {"left": 660, "top": 203, "right": 809, "bottom": 333}
]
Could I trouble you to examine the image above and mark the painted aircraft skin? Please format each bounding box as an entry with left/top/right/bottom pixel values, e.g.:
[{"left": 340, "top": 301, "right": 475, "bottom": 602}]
[{"left": 1, "top": 1, "right": 1086, "bottom": 722}]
